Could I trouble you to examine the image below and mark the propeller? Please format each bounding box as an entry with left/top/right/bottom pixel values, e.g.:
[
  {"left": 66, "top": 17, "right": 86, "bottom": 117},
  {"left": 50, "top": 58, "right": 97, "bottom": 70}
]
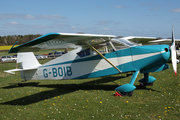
[{"left": 170, "top": 27, "right": 177, "bottom": 75}]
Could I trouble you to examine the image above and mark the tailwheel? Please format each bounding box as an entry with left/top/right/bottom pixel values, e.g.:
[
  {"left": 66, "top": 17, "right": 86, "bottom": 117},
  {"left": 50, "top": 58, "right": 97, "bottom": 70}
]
[
  {"left": 120, "top": 91, "right": 133, "bottom": 96},
  {"left": 18, "top": 83, "right": 24, "bottom": 86},
  {"left": 18, "top": 79, "right": 26, "bottom": 86}
]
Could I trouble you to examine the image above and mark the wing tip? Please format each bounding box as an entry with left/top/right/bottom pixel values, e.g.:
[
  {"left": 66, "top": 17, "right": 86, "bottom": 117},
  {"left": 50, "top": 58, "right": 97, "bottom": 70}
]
[{"left": 174, "top": 71, "right": 177, "bottom": 76}]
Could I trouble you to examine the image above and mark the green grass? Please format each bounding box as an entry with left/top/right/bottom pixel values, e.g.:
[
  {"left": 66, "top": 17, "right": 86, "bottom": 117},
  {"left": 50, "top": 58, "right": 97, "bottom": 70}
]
[{"left": 0, "top": 60, "right": 180, "bottom": 120}]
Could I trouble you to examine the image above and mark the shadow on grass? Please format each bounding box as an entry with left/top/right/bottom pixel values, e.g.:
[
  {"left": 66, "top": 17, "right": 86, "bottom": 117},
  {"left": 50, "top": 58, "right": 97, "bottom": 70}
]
[
  {"left": 135, "top": 85, "right": 159, "bottom": 92},
  {"left": 0, "top": 75, "right": 159, "bottom": 106}
]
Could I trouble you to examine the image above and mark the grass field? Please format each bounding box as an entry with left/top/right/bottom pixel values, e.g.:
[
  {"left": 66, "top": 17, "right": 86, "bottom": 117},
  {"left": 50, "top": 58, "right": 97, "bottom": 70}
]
[{"left": 0, "top": 59, "right": 180, "bottom": 119}]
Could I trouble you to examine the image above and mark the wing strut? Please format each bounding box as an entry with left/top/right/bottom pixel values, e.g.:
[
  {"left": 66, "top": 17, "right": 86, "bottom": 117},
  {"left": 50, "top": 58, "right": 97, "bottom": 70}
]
[{"left": 86, "top": 42, "right": 122, "bottom": 73}]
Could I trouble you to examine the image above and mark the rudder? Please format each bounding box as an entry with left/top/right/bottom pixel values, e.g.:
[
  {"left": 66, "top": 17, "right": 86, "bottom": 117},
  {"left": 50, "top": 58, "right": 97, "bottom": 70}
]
[{"left": 17, "top": 52, "right": 41, "bottom": 69}]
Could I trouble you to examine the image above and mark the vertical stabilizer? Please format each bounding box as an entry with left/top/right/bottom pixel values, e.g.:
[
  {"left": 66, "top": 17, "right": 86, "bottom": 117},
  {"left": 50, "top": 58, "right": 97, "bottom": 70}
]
[{"left": 17, "top": 52, "right": 41, "bottom": 69}]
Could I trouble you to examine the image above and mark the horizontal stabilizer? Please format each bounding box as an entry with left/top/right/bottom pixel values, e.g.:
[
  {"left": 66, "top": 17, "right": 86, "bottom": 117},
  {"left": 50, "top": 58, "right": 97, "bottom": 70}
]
[
  {"left": 4, "top": 66, "right": 39, "bottom": 74},
  {"left": 4, "top": 69, "right": 23, "bottom": 74},
  {"left": 4, "top": 52, "right": 41, "bottom": 74}
]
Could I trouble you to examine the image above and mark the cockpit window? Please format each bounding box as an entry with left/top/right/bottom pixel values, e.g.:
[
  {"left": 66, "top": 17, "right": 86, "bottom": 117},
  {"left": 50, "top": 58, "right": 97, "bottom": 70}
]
[
  {"left": 112, "top": 38, "right": 138, "bottom": 47},
  {"left": 77, "top": 48, "right": 91, "bottom": 57},
  {"left": 113, "top": 38, "right": 137, "bottom": 46},
  {"left": 111, "top": 38, "right": 136, "bottom": 50},
  {"left": 77, "top": 38, "right": 137, "bottom": 57}
]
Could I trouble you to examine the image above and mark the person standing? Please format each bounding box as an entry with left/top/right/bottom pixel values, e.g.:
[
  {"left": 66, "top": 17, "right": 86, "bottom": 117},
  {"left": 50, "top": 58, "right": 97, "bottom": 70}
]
[{"left": 64, "top": 48, "right": 68, "bottom": 54}]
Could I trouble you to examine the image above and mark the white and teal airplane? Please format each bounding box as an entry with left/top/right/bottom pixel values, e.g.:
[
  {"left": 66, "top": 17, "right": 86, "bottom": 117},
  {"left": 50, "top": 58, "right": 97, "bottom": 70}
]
[{"left": 5, "top": 29, "right": 177, "bottom": 96}]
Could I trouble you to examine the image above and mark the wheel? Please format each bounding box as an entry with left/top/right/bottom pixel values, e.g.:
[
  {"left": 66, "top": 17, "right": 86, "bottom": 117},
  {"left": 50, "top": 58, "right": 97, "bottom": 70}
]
[
  {"left": 120, "top": 91, "right": 133, "bottom": 96},
  {"left": 18, "top": 83, "right": 24, "bottom": 86},
  {"left": 143, "top": 82, "right": 154, "bottom": 86}
]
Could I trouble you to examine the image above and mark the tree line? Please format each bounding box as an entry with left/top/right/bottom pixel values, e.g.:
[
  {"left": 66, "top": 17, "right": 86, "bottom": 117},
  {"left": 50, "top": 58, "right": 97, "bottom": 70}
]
[{"left": 0, "top": 34, "right": 42, "bottom": 46}]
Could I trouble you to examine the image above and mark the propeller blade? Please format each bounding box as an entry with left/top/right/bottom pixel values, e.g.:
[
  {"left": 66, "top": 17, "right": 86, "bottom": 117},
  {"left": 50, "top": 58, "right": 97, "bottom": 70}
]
[{"left": 170, "top": 27, "right": 177, "bottom": 75}]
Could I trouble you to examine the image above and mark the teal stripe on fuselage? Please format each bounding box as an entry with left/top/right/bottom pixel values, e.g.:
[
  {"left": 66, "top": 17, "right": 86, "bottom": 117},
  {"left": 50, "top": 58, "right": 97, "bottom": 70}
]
[
  {"left": 116, "top": 47, "right": 135, "bottom": 72},
  {"left": 41, "top": 45, "right": 168, "bottom": 77},
  {"left": 41, "top": 47, "right": 133, "bottom": 68},
  {"left": 74, "top": 66, "right": 119, "bottom": 79},
  {"left": 133, "top": 53, "right": 165, "bottom": 70},
  {"left": 40, "top": 51, "right": 118, "bottom": 68},
  {"left": 75, "top": 53, "right": 166, "bottom": 79},
  {"left": 130, "top": 44, "right": 168, "bottom": 55},
  {"left": 131, "top": 45, "right": 169, "bottom": 70}
]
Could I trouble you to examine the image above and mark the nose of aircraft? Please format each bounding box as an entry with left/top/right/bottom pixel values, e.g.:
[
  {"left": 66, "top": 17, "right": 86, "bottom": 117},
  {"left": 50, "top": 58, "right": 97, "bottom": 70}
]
[
  {"left": 160, "top": 45, "right": 171, "bottom": 62},
  {"left": 160, "top": 28, "right": 177, "bottom": 75}
]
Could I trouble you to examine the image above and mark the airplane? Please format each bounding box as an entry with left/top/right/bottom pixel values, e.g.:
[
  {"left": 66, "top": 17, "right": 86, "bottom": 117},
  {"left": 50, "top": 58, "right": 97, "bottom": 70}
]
[
  {"left": 4, "top": 29, "right": 177, "bottom": 96},
  {"left": 149, "top": 38, "right": 180, "bottom": 44}
]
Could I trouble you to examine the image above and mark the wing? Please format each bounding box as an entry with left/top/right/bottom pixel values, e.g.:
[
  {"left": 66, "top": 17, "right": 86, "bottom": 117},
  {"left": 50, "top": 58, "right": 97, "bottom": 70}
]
[
  {"left": 112, "top": 36, "right": 157, "bottom": 47},
  {"left": 149, "top": 39, "right": 180, "bottom": 43},
  {"left": 9, "top": 33, "right": 116, "bottom": 53}
]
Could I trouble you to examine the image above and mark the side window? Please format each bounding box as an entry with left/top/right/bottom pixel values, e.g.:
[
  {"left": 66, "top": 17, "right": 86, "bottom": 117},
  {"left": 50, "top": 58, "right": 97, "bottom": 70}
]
[
  {"left": 113, "top": 42, "right": 130, "bottom": 50},
  {"left": 93, "top": 43, "right": 115, "bottom": 54},
  {"left": 77, "top": 48, "right": 91, "bottom": 57}
]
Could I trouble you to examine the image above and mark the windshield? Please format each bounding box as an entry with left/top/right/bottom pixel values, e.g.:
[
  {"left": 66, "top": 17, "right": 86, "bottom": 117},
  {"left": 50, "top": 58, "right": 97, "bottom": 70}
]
[{"left": 112, "top": 38, "right": 138, "bottom": 47}]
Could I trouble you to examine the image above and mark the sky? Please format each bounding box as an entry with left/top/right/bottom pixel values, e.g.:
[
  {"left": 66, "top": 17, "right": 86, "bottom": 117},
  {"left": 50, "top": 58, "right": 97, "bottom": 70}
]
[{"left": 0, "top": 0, "right": 180, "bottom": 38}]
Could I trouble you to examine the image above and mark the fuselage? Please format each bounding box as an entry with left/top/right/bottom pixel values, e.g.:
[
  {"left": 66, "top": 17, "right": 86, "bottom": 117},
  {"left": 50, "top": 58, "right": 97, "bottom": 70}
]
[{"left": 26, "top": 44, "right": 170, "bottom": 80}]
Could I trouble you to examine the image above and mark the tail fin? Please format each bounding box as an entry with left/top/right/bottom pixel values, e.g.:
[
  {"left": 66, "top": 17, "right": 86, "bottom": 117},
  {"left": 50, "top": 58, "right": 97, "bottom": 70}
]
[
  {"left": 4, "top": 52, "right": 41, "bottom": 74},
  {"left": 17, "top": 52, "right": 41, "bottom": 69}
]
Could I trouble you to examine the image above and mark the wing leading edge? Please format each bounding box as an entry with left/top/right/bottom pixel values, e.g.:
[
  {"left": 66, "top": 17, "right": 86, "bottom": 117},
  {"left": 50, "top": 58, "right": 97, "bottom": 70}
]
[{"left": 9, "top": 33, "right": 116, "bottom": 53}]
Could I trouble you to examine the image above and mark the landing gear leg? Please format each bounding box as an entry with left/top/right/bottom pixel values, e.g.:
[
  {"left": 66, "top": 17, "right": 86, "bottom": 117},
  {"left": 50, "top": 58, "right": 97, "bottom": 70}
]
[
  {"left": 139, "top": 73, "right": 156, "bottom": 87},
  {"left": 115, "top": 71, "right": 139, "bottom": 97}
]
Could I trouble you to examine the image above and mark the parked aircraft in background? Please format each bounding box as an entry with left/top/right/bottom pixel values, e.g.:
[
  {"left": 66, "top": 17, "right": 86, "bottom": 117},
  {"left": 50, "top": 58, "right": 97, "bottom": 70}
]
[{"left": 4, "top": 29, "right": 177, "bottom": 96}]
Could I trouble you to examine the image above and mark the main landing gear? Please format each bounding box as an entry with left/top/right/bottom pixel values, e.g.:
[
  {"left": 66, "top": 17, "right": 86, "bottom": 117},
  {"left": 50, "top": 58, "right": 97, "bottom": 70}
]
[
  {"left": 139, "top": 73, "right": 156, "bottom": 87},
  {"left": 139, "top": 82, "right": 154, "bottom": 87},
  {"left": 115, "top": 72, "right": 156, "bottom": 97}
]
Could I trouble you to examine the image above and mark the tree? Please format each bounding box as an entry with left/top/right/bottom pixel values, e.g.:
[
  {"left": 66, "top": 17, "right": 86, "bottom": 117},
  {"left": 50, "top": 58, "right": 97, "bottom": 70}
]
[{"left": 0, "top": 34, "right": 42, "bottom": 46}]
